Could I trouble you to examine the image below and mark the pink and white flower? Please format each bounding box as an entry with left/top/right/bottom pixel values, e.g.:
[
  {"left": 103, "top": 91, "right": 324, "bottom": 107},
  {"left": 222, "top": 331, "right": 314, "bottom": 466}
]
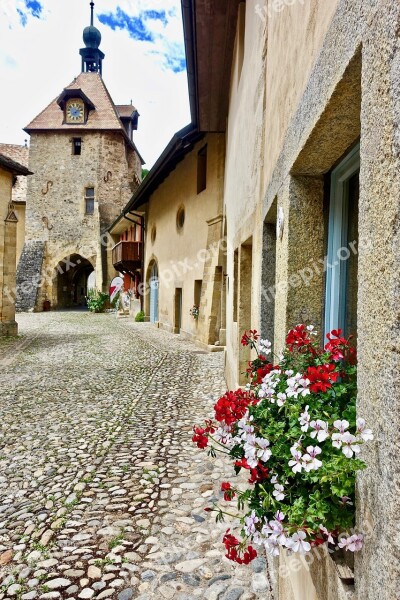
[
  {"left": 288, "top": 449, "right": 303, "bottom": 474},
  {"left": 244, "top": 511, "right": 260, "bottom": 536},
  {"left": 286, "top": 531, "right": 311, "bottom": 554},
  {"left": 319, "top": 525, "right": 334, "bottom": 544},
  {"left": 302, "top": 446, "right": 322, "bottom": 471},
  {"left": 277, "top": 392, "right": 287, "bottom": 407},
  {"left": 310, "top": 419, "right": 329, "bottom": 442},
  {"left": 341, "top": 433, "right": 361, "bottom": 458},
  {"left": 272, "top": 483, "right": 285, "bottom": 501},
  {"left": 338, "top": 533, "right": 364, "bottom": 552},
  {"left": 356, "top": 418, "right": 374, "bottom": 442},
  {"left": 299, "top": 405, "right": 310, "bottom": 432}
]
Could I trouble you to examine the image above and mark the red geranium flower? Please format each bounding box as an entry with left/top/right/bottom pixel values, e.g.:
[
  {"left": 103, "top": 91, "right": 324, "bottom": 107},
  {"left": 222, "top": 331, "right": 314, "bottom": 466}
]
[
  {"left": 241, "top": 330, "right": 260, "bottom": 347},
  {"left": 192, "top": 426, "right": 209, "bottom": 449},
  {"left": 306, "top": 364, "right": 339, "bottom": 393},
  {"left": 214, "top": 389, "right": 257, "bottom": 426},
  {"left": 221, "top": 482, "right": 236, "bottom": 501},
  {"left": 223, "top": 530, "right": 257, "bottom": 564},
  {"left": 286, "top": 324, "right": 311, "bottom": 351},
  {"left": 235, "top": 458, "right": 269, "bottom": 484}
]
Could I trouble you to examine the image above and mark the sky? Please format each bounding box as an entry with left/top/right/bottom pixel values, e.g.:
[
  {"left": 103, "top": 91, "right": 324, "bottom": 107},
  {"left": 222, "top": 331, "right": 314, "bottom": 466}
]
[{"left": 0, "top": 0, "right": 191, "bottom": 167}]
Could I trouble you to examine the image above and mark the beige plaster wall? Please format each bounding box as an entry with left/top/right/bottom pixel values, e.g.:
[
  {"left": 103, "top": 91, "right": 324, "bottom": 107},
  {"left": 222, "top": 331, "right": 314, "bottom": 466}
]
[
  {"left": 143, "top": 133, "right": 225, "bottom": 344},
  {"left": 25, "top": 131, "right": 139, "bottom": 308},
  {"left": 224, "top": 0, "right": 400, "bottom": 598},
  {"left": 224, "top": 0, "right": 339, "bottom": 387}
]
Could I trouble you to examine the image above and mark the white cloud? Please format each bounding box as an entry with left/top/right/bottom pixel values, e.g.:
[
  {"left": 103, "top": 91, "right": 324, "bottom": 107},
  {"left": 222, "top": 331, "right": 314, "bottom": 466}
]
[{"left": 0, "top": 0, "right": 191, "bottom": 167}]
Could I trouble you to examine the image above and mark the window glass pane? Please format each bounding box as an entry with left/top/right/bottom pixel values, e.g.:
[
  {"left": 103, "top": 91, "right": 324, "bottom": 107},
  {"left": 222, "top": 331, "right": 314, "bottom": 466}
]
[
  {"left": 85, "top": 198, "right": 94, "bottom": 214},
  {"left": 324, "top": 145, "right": 360, "bottom": 339},
  {"left": 85, "top": 188, "right": 94, "bottom": 198},
  {"left": 345, "top": 172, "right": 359, "bottom": 341}
]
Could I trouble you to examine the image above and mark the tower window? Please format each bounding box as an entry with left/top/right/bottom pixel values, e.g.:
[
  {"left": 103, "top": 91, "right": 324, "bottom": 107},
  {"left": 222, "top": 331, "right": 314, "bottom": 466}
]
[
  {"left": 197, "top": 145, "right": 207, "bottom": 194},
  {"left": 85, "top": 187, "right": 95, "bottom": 214},
  {"left": 72, "top": 138, "right": 82, "bottom": 156}
]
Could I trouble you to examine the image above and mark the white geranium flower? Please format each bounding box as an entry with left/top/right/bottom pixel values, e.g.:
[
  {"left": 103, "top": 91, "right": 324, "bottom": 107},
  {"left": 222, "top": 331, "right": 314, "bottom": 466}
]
[
  {"left": 244, "top": 511, "right": 259, "bottom": 536},
  {"left": 272, "top": 484, "right": 285, "bottom": 501},
  {"left": 288, "top": 450, "right": 303, "bottom": 474},
  {"left": 299, "top": 405, "right": 310, "bottom": 432},
  {"left": 302, "top": 446, "right": 322, "bottom": 471},
  {"left": 259, "top": 339, "right": 272, "bottom": 355},
  {"left": 286, "top": 531, "right": 311, "bottom": 554},
  {"left": 310, "top": 419, "right": 329, "bottom": 442},
  {"left": 333, "top": 419, "right": 349, "bottom": 433},
  {"left": 356, "top": 418, "right": 374, "bottom": 441},
  {"left": 277, "top": 392, "right": 287, "bottom": 407},
  {"left": 264, "top": 536, "right": 280, "bottom": 556},
  {"left": 341, "top": 433, "right": 361, "bottom": 458}
]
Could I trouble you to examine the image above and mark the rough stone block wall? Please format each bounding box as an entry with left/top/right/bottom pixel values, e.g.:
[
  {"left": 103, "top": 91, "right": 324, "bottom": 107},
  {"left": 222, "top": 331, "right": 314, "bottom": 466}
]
[
  {"left": 16, "top": 241, "right": 45, "bottom": 312},
  {"left": 25, "top": 131, "right": 140, "bottom": 308}
]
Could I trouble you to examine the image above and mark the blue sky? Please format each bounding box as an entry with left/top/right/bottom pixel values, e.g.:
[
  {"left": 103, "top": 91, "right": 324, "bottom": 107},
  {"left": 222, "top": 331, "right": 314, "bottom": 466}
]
[{"left": 0, "top": 0, "right": 190, "bottom": 166}]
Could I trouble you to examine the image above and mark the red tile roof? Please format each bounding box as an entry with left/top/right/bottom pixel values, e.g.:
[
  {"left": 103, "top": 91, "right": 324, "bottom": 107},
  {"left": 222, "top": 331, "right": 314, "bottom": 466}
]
[
  {"left": 25, "top": 72, "right": 127, "bottom": 133},
  {"left": 116, "top": 105, "right": 137, "bottom": 118}
]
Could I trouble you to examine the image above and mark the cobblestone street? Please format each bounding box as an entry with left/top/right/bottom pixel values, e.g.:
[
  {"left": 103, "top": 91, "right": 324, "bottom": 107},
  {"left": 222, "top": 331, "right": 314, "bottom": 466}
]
[{"left": 0, "top": 312, "right": 271, "bottom": 600}]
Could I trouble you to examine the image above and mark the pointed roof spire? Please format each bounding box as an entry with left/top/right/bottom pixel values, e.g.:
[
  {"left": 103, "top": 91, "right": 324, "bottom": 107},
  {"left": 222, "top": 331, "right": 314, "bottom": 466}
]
[{"left": 80, "top": 1, "right": 105, "bottom": 75}]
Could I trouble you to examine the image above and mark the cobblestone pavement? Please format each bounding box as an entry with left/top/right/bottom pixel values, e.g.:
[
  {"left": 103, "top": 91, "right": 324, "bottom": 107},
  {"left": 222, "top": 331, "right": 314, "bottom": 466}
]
[{"left": 0, "top": 312, "right": 272, "bottom": 600}]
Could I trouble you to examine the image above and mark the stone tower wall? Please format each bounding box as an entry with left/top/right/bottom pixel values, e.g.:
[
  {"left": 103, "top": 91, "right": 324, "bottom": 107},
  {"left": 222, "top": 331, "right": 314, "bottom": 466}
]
[{"left": 24, "top": 130, "right": 140, "bottom": 308}]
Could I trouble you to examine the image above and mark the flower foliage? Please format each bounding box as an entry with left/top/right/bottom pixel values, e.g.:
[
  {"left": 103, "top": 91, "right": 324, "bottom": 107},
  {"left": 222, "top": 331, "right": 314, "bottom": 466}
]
[{"left": 192, "top": 325, "right": 372, "bottom": 563}]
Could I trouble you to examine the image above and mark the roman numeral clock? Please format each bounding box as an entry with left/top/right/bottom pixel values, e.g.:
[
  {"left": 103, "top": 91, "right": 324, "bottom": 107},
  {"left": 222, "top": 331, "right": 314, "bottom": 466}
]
[{"left": 65, "top": 98, "right": 85, "bottom": 123}]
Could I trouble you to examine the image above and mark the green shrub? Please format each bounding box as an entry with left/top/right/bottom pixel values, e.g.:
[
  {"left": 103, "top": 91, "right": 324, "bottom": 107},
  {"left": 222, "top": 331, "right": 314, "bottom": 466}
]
[
  {"left": 86, "top": 289, "right": 109, "bottom": 313},
  {"left": 135, "top": 311, "right": 145, "bottom": 322}
]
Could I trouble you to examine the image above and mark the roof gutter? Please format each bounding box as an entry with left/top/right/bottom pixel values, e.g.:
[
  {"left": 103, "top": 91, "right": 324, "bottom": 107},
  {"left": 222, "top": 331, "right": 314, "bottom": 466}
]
[{"left": 181, "top": 0, "right": 199, "bottom": 127}]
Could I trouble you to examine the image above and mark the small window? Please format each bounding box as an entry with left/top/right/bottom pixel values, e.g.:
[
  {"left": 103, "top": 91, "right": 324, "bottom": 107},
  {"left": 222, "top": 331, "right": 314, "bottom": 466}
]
[
  {"left": 233, "top": 248, "right": 239, "bottom": 322},
  {"left": 324, "top": 144, "right": 360, "bottom": 339},
  {"left": 85, "top": 187, "right": 95, "bottom": 215},
  {"left": 72, "top": 138, "right": 82, "bottom": 156},
  {"left": 197, "top": 145, "right": 207, "bottom": 194},
  {"left": 176, "top": 206, "right": 185, "bottom": 231},
  {"left": 194, "top": 279, "right": 202, "bottom": 307},
  {"left": 151, "top": 225, "right": 156, "bottom": 244}
]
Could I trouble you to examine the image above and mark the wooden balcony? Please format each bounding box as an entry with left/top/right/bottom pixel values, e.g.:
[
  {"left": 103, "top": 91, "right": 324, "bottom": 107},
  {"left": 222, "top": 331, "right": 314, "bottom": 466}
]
[{"left": 112, "top": 241, "right": 143, "bottom": 273}]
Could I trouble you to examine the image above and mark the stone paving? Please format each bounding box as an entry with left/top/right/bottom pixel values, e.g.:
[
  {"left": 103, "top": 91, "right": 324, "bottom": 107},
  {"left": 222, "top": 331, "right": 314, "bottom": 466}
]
[{"left": 0, "top": 312, "right": 272, "bottom": 600}]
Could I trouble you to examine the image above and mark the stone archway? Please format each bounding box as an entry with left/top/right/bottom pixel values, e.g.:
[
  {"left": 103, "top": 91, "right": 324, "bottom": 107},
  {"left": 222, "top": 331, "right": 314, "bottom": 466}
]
[{"left": 54, "top": 254, "right": 94, "bottom": 309}]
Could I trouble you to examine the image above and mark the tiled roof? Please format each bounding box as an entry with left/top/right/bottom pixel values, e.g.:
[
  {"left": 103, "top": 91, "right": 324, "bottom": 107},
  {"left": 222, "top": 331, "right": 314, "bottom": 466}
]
[
  {"left": 116, "top": 105, "right": 137, "bottom": 118},
  {"left": 0, "top": 144, "right": 29, "bottom": 167},
  {"left": 25, "top": 72, "right": 127, "bottom": 133},
  {"left": 0, "top": 152, "right": 32, "bottom": 176},
  {"left": 0, "top": 144, "right": 30, "bottom": 203}
]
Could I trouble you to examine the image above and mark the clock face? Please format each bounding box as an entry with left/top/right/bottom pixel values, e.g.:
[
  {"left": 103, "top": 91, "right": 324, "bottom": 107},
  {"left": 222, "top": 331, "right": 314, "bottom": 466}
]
[{"left": 66, "top": 100, "right": 85, "bottom": 123}]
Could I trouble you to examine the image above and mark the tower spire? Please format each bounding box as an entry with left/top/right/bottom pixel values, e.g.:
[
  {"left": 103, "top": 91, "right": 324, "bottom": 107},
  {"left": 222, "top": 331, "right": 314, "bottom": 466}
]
[{"left": 79, "top": 2, "right": 105, "bottom": 75}]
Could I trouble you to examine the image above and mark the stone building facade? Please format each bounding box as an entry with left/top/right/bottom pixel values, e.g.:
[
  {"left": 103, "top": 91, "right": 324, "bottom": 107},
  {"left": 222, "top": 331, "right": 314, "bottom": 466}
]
[
  {"left": 179, "top": 1, "right": 399, "bottom": 599},
  {"left": 109, "top": 126, "right": 226, "bottom": 350},
  {"left": 0, "top": 153, "right": 31, "bottom": 336},
  {"left": 17, "top": 10, "right": 143, "bottom": 312}
]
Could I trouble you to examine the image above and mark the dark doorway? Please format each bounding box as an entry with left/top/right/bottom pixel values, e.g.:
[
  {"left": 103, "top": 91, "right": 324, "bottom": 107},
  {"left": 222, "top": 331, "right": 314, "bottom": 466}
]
[{"left": 55, "top": 254, "right": 94, "bottom": 309}]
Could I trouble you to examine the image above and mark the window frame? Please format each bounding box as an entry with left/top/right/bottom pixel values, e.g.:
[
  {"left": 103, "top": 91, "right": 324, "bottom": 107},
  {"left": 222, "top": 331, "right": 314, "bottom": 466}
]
[
  {"left": 72, "top": 138, "right": 82, "bottom": 156},
  {"left": 197, "top": 145, "right": 208, "bottom": 194},
  {"left": 324, "top": 143, "right": 360, "bottom": 338},
  {"left": 84, "top": 187, "right": 95, "bottom": 215}
]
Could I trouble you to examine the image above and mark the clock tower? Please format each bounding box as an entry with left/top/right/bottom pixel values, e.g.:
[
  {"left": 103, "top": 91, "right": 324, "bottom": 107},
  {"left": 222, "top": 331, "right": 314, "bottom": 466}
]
[{"left": 16, "top": 3, "right": 144, "bottom": 312}]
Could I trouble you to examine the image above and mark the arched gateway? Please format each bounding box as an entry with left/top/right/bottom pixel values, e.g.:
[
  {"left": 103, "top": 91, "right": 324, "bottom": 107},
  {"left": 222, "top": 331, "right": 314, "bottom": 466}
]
[{"left": 54, "top": 254, "right": 94, "bottom": 308}]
